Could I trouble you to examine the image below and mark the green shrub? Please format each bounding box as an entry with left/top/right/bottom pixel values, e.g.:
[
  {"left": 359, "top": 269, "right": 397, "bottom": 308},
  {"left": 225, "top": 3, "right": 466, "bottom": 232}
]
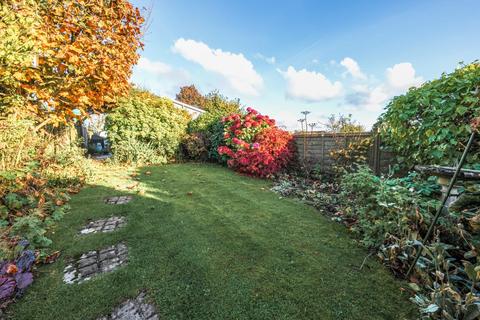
[
  {"left": 0, "top": 116, "right": 91, "bottom": 257},
  {"left": 106, "top": 89, "right": 190, "bottom": 165},
  {"left": 181, "top": 133, "right": 209, "bottom": 161},
  {"left": 338, "top": 167, "right": 480, "bottom": 318},
  {"left": 377, "top": 61, "right": 480, "bottom": 169},
  {"left": 108, "top": 137, "right": 167, "bottom": 165},
  {"left": 182, "top": 90, "right": 241, "bottom": 162},
  {"left": 339, "top": 166, "right": 440, "bottom": 247},
  {"left": 208, "top": 120, "right": 226, "bottom": 162}
]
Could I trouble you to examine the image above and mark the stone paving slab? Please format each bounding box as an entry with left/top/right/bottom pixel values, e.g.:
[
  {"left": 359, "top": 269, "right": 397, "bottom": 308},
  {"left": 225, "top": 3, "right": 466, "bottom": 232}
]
[
  {"left": 104, "top": 196, "right": 133, "bottom": 205},
  {"left": 97, "top": 292, "right": 159, "bottom": 320},
  {"left": 63, "top": 243, "right": 128, "bottom": 284},
  {"left": 80, "top": 216, "right": 126, "bottom": 235}
]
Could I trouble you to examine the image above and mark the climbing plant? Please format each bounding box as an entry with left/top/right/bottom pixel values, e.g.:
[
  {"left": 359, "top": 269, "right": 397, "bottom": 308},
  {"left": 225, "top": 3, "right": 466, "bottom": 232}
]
[{"left": 377, "top": 61, "right": 480, "bottom": 168}]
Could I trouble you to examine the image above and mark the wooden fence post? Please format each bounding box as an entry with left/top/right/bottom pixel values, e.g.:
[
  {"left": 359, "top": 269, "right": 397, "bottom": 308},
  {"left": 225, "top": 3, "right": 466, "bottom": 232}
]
[{"left": 373, "top": 133, "right": 381, "bottom": 176}]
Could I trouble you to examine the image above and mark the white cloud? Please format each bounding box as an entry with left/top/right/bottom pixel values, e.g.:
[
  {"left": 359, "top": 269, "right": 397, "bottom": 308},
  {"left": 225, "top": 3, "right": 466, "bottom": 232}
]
[
  {"left": 255, "top": 53, "right": 276, "bottom": 64},
  {"left": 345, "top": 62, "right": 423, "bottom": 112},
  {"left": 136, "top": 57, "right": 173, "bottom": 74},
  {"left": 172, "top": 38, "right": 263, "bottom": 96},
  {"left": 340, "top": 57, "right": 367, "bottom": 80},
  {"left": 278, "top": 66, "right": 342, "bottom": 102},
  {"left": 131, "top": 57, "right": 190, "bottom": 97},
  {"left": 386, "top": 62, "right": 423, "bottom": 91}
]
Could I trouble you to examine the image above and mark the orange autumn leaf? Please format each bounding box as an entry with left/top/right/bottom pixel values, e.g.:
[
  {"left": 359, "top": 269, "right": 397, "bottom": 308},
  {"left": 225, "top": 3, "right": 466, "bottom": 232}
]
[{"left": 1, "top": 0, "right": 144, "bottom": 125}]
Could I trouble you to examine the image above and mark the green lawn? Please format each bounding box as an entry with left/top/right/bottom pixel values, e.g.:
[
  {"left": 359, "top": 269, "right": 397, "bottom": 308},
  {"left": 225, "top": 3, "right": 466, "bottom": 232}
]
[{"left": 9, "top": 163, "right": 416, "bottom": 319}]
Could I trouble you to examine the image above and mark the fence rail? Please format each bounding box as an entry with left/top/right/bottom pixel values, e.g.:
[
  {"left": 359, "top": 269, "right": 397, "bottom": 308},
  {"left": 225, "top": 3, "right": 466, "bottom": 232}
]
[{"left": 293, "top": 131, "right": 395, "bottom": 175}]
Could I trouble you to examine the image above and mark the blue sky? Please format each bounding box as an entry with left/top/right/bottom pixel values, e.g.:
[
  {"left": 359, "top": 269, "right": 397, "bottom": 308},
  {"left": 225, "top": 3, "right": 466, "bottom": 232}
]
[{"left": 130, "top": 0, "right": 479, "bottom": 130}]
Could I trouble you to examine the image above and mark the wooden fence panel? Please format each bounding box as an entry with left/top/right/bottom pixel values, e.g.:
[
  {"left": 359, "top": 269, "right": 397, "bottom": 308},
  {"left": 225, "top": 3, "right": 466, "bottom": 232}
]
[{"left": 293, "top": 132, "right": 396, "bottom": 175}]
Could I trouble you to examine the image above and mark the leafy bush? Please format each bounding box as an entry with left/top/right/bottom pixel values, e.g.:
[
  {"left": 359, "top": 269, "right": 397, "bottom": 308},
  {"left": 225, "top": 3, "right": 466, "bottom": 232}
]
[
  {"left": 339, "top": 167, "right": 480, "bottom": 319},
  {"left": 0, "top": 116, "right": 90, "bottom": 257},
  {"left": 181, "top": 133, "right": 209, "bottom": 161},
  {"left": 218, "top": 108, "right": 294, "bottom": 177},
  {"left": 109, "top": 137, "right": 167, "bottom": 165},
  {"left": 0, "top": 115, "right": 91, "bottom": 305},
  {"left": 339, "top": 167, "right": 440, "bottom": 247},
  {"left": 185, "top": 91, "right": 240, "bottom": 161},
  {"left": 329, "top": 136, "right": 373, "bottom": 173},
  {"left": 106, "top": 89, "right": 190, "bottom": 165},
  {"left": 377, "top": 61, "right": 480, "bottom": 169}
]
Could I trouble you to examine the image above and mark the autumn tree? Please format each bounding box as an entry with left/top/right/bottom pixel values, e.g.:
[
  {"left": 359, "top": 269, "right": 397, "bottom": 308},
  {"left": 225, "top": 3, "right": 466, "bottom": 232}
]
[
  {"left": 0, "top": 0, "right": 144, "bottom": 126},
  {"left": 175, "top": 85, "right": 206, "bottom": 109}
]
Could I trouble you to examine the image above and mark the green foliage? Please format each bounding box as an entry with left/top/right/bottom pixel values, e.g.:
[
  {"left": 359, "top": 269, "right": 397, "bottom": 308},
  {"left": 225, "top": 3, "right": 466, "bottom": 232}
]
[
  {"left": 10, "top": 216, "right": 52, "bottom": 248},
  {"left": 188, "top": 110, "right": 224, "bottom": 133},
  {"left": 181, "top": 133, "right": 209, "bottom": 161},
  {"left": 339, "top": 167, "right": 480, "bottom": 319},
  {"left": 110, "top": 138, "right": 167, "bottom": 165},
  {"left": 106, "top": 89, "right": 190, "bottom": 165},
  {"left": 185, "top": 91, "right": 240, "bottom": 161},
  {"left": 0, "top": 116, "right": 91, "bottom": 256},
  {"left": 203, "top": 90, "right": 241, "bottom": 114},
  {"left": 208, "top": 120, "right": 226, "bottom": 162},
  {"left": 378, "top": 61, "right": 480, "bottom": 168},
  {"left": 339, "top": 167, "right": 440, "bottom": 247},
  {"left": 330, "top": 136, "right": 373, "bottom": 173}
]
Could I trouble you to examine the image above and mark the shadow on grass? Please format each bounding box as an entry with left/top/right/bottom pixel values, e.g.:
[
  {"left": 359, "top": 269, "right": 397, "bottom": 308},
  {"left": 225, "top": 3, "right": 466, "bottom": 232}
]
[{"left": 8, "top": 163, "right": 417, "bottom": 320}]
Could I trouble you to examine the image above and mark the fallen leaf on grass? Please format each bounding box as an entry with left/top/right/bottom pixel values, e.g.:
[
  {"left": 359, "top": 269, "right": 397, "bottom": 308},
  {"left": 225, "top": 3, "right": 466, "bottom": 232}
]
[
  {"left": 44, "top": 251, "right": 61, "bottom": 264},
  {"left": 126, "top": 182, "right": 139, "bottom": 190}
]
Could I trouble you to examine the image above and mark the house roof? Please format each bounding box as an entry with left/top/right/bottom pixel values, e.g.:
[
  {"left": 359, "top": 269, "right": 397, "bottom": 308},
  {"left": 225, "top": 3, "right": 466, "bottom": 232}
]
[{"left": 172, "top": 100, "right": 205, "bottom": 114}]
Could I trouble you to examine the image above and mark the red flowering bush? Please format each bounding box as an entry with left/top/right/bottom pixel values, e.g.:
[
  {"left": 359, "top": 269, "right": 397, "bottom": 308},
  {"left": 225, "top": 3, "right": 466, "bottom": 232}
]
[{"left": 218, "top": 108, "right": 294, "bottom": 177}]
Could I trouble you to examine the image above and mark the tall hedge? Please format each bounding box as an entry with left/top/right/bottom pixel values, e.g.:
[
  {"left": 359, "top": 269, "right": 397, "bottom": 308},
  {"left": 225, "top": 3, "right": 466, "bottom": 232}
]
[
  {"left": 106, "top": 89, "right": 190, "bottom": 164},
  {"left": 377, "top": 62, "right": 480, "bottom": 168}
]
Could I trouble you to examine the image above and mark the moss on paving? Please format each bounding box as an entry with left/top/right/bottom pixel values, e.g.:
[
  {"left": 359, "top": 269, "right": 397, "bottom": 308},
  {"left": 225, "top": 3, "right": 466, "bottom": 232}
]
[{"left": 9, "top": 163, "right": 417, "bottom": 319}]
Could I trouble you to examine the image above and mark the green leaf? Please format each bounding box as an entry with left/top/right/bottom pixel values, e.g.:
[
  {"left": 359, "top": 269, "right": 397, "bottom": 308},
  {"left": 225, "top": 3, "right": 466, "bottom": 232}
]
[
  {"left": 464, "top": 261, "right": 477, "bottom": 281},
  {"left": 408, "top": 282, "right": 421, "bottom": 292},
  {"left": 422, "top": 304, "right": 439, "bottom": 313}
]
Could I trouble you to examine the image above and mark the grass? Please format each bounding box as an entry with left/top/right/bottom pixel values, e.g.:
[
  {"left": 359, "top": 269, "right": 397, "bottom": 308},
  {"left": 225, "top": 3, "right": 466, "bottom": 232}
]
[{"left": 9, "top": 163, "right": 416, "bottom": 319}]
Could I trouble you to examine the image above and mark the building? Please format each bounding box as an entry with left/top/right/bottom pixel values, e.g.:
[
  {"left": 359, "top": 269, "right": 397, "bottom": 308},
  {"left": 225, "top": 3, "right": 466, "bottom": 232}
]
[{"left": 172, "top": 100, "right": 205, "bottom": 119}]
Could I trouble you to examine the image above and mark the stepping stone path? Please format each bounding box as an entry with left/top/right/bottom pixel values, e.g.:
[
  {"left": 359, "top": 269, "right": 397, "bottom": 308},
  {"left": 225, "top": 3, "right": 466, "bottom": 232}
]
[
  {"left": 97, "top": 292, "right": 159, "bottom": 320},
  {"left": 63, "top": 243, "right": 128, "bottom": 284},
  {"left": 80, "top": 216, "right": 126, "bottom": 235},
  {"left": 104, "top": 195, "right": 133, "bottom": 205}
]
